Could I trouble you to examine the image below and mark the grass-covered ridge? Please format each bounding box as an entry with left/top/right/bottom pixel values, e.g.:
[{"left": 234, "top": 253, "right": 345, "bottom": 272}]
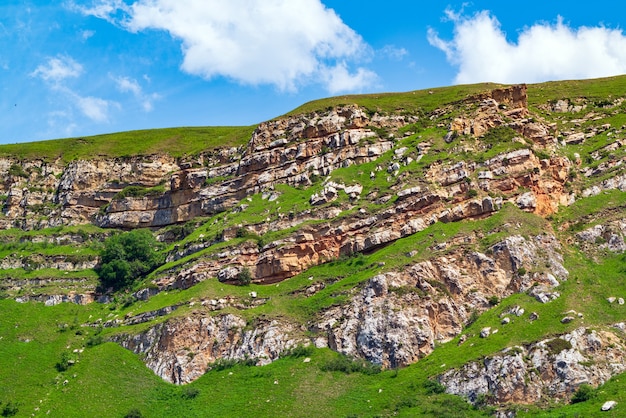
[
  {"left": 0, "top": 126, "right": 256, "bottom": 162},
  {"left": 0, "top": 74, "right": 624, "bottom": 163},
  {"left": 284, "top": 82, "right": 505, "bottom": 117}
]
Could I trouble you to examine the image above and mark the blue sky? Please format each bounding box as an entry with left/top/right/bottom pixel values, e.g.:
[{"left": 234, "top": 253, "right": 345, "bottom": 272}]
[{"left": 2, "top": 1, "right": 626, "bottom": 144}]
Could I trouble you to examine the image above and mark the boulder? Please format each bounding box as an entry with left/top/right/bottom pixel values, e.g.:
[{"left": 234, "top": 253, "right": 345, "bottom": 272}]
[
  {"left": 217, "top": 266, "right": 240, "bottom": 282},
  {"left": 601, "top": 401, "right": 617, "bottom": 411}
]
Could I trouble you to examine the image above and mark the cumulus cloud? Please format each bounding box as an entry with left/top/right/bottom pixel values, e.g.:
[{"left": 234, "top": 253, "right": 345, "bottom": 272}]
[
  {"left": 31, "top": 55, "right": 83, "bottom": 82},
  {"left": 76, "top": 0, "right": 375, "bottom": 92},
  {"left": 322, "top": 63, "right": 378, "bottom": 94},
  {"left": 428, "top": 10, "right": 626, "bottom": 84},
  {"left": 113, "top": 75, "right": 160, "bottom": 111}
]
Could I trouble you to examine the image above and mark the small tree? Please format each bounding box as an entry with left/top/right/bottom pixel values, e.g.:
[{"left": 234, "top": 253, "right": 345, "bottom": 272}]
[
  {"left": 97, "top": 229, "right": 164, "bottom": 291},
  {"left": 55, "top": 351, "right": 72, "bottom": 372},
  {"left": 237, "top": 267, "right": 252, "bottom": 285},
  {"left": 423, "top": 379, "right": 446, "bottom": 394}
]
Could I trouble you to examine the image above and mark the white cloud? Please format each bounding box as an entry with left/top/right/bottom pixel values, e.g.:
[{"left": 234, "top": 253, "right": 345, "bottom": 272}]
[
  {"left": 76, "top": 95, "right": 116, "bottom": 122},
  {"left": 113, "top": 75, "right": 160, "bottom": 111},
  {"left": 68, "top": 0, "right": 129, "bottom": 22},
  {"left": 428, "top": 10, "right": 626, "bottom": 84},
  {"left": 31, "top": 55, "right": 83, "bottom": 82},
  {"left": 114, "top": 75, "right": 142, "bottom": 96},
  {"left": 77, "top": 0, "right": 375, "bottom": 92},
  {"left": 380, "top": 45, "right": 408, "bottom": 61},
  {"left": 322, "top": 63, "right": 378, "bottom": 94},
  {"left": 47, "top": 111, "right": 79, "bottom": 137},
  {"left": 81, "top": 29, "right": 95, "bottom": 40},
  {"left": 32, "top": 54, "right": 117, "bottom": 123}
]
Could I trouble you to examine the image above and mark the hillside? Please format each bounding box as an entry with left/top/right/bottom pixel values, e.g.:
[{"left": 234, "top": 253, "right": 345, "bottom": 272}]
[{"left": 0, "top": 76, "right": 625, "bottom": 417}]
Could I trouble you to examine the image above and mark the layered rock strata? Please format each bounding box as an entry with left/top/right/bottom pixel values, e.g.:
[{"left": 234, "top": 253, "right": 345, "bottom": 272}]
[{"left": 116, "top": 233, "right": 568, "bottom": 382}]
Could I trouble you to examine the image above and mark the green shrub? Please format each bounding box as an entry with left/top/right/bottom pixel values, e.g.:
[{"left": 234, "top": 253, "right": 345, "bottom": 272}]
[
  {"left": 97, "top": 229, "right": 164, "bottom": 291},
  {"left": 320, "top": 354, "right": 381, "bottom": 375},
  {"left": 181, "top": 386, "right": 200, "bottom": 400},
  {"left": 465, "top": 310, "right": 480, "bottom": 329},
  {"left": 285, "top": 345, "right": 314, "bottom": 358},
  {"left": 534, "top": 149, "right": 551, "bottom": 160},
  {"left": 85, "top": 334, "right": 104, "bottom": 348},
  {"left": 114, "top": 184, "right": 165, "bottom": 200},
  {"left": 235, "top": 228, "right": 262, "bottom": 243},
  {"left": 55, "top": 351, "right": 72, "bottom": 372},
  {"left": 571, "top": 384, "right": 595, "bottom": 404},
  {"left": 166, "top": 221, "right": 197, "bottom": 241},
  {"left": 1, "top": 401, "right": 18, "bottom": 417},
  {"left": 8, "top": 164, "right": 28, "bottom": 178},
  {"left": 119, "top": 294, "right": 137, "bottom": 308},
  {"left": 467, "top": 189, "right": 478, "bottom": 198},
  {"left": 207, "top": 358, "right": 256, "bottom": 372},
  {"left": 423, "top": 379, "right": 446, "bottom": 394},
  {"left": 395, "top": 396, "right": 419, "bottom": 410},
  {"left": 473, "top": 393, "right": 495, "bottom": 411},
  {"left": 124, "top": 408, "right": 143, "bottom": 418},
  {"left": 481, "top": 126, "right": 517, "bottom": 144},
  {"left": 545, "top": 338, "right": 572, "bottom": 355}
]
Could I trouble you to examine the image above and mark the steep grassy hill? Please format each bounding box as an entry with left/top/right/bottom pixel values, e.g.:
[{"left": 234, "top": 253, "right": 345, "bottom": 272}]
[{"left": 0, "top": 76, "right": 625, "bottom": 417}]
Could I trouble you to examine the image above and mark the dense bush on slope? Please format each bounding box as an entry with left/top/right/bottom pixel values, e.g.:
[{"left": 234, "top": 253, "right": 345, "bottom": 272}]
[{"left": 98, "top": 229, "right": 164, "bottom": 291}]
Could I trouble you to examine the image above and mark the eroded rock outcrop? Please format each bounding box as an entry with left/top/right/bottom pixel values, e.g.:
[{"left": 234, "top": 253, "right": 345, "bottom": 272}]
[
  {"left": 153, "top": 143, "right": 571, "bottom": 287},
  {"left": 439, "top": 326, "right": 626, "bottom": 405},
  {"left": 114, "top": 313, "right": 305, "bottom": 384},
  {"left": 576, "top": 220, "right": 626, "bottom": 253},
  {"left": 312, "top": 233, "right": 567, "bottom": 368}
]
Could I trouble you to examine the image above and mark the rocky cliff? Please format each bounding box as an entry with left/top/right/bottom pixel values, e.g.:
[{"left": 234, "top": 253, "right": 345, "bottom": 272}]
[{"left": 3, "top": 80, "right": 626, "bottom": 415}]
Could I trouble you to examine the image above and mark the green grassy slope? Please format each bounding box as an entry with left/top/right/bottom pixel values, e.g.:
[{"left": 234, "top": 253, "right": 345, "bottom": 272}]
[
  {"left": 1, "top": 235, "right": 624, "bottom": 417},
  {"left": 0, "top": 126, "right": 255, "bottom": 163}
]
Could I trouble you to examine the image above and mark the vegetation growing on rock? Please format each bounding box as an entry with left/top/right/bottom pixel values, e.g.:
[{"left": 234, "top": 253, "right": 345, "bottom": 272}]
[{"left": 0, "top": 76, "right": 625, "bottom": 417}]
